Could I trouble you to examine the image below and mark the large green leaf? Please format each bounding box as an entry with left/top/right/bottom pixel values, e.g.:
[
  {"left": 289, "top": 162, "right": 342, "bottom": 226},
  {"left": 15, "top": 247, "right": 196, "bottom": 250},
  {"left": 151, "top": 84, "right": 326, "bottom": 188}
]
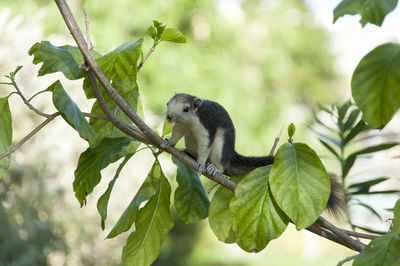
[
  {"left": 83, "top": 40, "right": 142, "bottom": 99},
  {"left": 122, "top": 161, "right": 173, "bottom": 266},
  {"left": 89, "top": 90, "right": 142, "bottom": 142},
  {"left": 269, "top": 143, "right": 330, "bottom": 229},
  {"left": 73, "top": 137, "right": 132, "bottom": 206},
  {"left": 48, "top": 81, "right": 98, "bottom": 145},
  {"left": 28, "top": 41, "right": 84, "bottom": 80},
  {"left": 333, "top": 0, "right": 398, "bottom": 27},
  {"left": 97, "top": 154, "right": 133, "bottom": 230},
  {"left": 106, "top": 160, "right": 160, "bottom": 239},
  {"left": 230, "top": 166, "right": 289, "bottom": 252},
  {"left": 0, "top": 97, "right": 12, "bottom": 178},
  {"left": 208, "top": 176, "right": 241, "bottom": 244},
  {"left": 353, "top": 233, "right": 400, "bottom": 266},
  {"left": 172, "top": 156, "right": 209, "bottom": 223},
  {"left": 393, "top": 199, "right": 400, "bottom": 234},
  {"left": 351, "top": 43, "right": 400, "bottom": 128}
]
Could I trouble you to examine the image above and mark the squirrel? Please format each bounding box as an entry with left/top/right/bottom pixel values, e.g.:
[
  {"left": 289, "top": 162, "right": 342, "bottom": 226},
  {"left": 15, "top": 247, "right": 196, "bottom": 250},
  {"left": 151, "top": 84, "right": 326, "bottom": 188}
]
[
  {"left": 161, "top": 93, "right": 344, "bottom": 215},
  {"left": 161, "top": 93, "right": 274, "bottom": 177}
]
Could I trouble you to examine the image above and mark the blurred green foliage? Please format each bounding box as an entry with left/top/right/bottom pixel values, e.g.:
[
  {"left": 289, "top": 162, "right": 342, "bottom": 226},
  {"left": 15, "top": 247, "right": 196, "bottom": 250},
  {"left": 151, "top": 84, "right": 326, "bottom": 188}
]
[
  {"left": 0, "top": 165, "right": 68, "bottom": 266},
  {"left": 1, "top": 0, "right": 339, "bottom": 153}
]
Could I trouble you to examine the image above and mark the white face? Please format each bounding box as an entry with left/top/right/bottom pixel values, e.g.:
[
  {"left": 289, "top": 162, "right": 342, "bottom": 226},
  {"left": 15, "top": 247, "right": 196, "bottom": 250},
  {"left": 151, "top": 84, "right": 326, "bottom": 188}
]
[{"left": 166, "top": 94, "right": 201, "bottom": 125}]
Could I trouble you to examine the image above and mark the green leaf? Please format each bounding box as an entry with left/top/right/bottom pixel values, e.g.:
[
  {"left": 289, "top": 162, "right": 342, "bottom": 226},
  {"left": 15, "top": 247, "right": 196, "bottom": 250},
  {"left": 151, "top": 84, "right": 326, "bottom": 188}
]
[
  {"left": 354, "top": 233, "right": 400, "bottom": 266},
  {"left": 160, "top": 28, "right": 187, "bottom": 43},
  {"left": 172, "top": 156, "right": 210, "bottom": 223},
  {"left": 122, "top": 161, "right": 173, "bottom": 266},
  {"left": 162, "top": 119, "right": 172, "bottom": 137},
  {"left": 89, "top": 90, "right": 142, "bottom": 142},
  {"left": 97, "top": 154, "right": 133, "bottom": 230},
  {"left": 48, "top": 81, "right": 98, "bottom": 145},
  {"left": 287, "top": 123, "right": 296, "bottom": 142},
  {"left": 146, "top": 26, "right": 157, "bottom": 40},
  {"left": 9, "top": 65, "right": 23, "bottom": 79},
  {"left": 355, "top": 201, "right": 382, "bottom": 221},
  {"left": 392, "top": 199, "right": 400, "bottom": 233},
  {"left": 73, "top": 137, "right": 132, "bottom": 206},
  {"left": 348, "top": 177, "right": 390, "bottom": 194},
  {"left": 269, "top": 143, "right": 330, "bottom": 229},
  {"left": 208, "top": 176, "right": 241, "bottom": 244},
  {"left": 153, "top": 20, "right": 166, "bottom": 36},
  {"left": 107, "top": 160, "right": 159, "bottom": 239},
  {"left": 230, "top": 166, "right": 289, "bottom": 252},
  {"left": 337, "top": 100, "right": 352, "bottom": 124},
  {"left": 343, "top": 143, "right": 398, "bottom": 177},
  {"left": 333, "top": 0, "right": 398, "bottom": 27},
  {"left": 319, "top": 139, "right": 340, "bottom": 159},
  {"left": 342, "top": 108, "right": 361, "bottom": 132},
  {"left": 0, "top": 97, "right": 12, "bottom": 178},
  {"left": 343, "top": 119, "right": 367, "bottom": 145},
  {"left": 28, "top": 41, "right": 84, "bottom": 80},
  {"left": 351, "top": 43, "right": 400, "bottom": 128},
  {"left": 83, "top": 40, "right": 143, "bottom": 99}
]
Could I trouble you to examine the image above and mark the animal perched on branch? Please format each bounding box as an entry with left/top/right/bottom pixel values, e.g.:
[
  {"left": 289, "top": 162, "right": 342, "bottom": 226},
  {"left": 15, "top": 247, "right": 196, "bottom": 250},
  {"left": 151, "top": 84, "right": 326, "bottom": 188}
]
[{"left": 161, "top": 93, "right": 274, "bottom": 176}]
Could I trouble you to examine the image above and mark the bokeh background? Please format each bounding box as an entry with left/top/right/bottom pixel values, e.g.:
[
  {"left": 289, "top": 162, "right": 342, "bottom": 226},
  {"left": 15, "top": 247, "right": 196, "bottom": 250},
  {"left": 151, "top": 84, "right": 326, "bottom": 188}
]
[{"left": 0, "top": 0, "right": 399, "bottom": 265}]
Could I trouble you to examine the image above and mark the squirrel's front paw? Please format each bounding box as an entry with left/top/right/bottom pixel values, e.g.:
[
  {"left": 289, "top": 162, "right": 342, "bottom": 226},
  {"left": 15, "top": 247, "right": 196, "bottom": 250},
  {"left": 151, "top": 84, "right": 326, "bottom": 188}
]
[
  {"left": 206, "top": 163, "right": 219, "bottom": 176},
  {"left": 160, "top": 138, "right": 171, "bottom": 149},
  {"left": 196, "top": 162, "right": 205, "bottom": 175}
]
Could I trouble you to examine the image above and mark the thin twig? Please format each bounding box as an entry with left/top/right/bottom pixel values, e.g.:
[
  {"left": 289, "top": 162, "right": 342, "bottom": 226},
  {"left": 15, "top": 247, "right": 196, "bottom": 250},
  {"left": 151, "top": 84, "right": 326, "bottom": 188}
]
[
  {"left": 269, "top": 127, "right": 283, "bottom": 156},
  {"left": 137, "top": 44, "right": 157, "bottom": 72},
  {"left": 0, "top": 112, "right": 60, "bottom": 161},
  {"left": 11, "top": 79, "right": 52, "bottom": 118},
  {"left": 342, "top": 229, "right": 378, "bottom": 240},
  {"left": 336, "top": 254, "right": 358, "bottom": 266},
  {"left": 82, "top": 6, "right": 93, "bottom": 52}
]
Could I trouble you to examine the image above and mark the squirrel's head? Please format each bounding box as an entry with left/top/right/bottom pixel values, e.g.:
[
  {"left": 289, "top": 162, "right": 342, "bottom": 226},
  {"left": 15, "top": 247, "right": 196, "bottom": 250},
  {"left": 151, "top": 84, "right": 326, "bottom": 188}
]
[{"left": 166, "top": 93, "right": 203, "bottom": 125}]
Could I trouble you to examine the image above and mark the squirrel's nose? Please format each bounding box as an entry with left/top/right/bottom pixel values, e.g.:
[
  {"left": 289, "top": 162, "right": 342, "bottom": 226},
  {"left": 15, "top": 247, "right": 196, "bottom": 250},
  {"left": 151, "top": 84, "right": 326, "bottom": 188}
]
[{"left": 166, "top": 114, "right": 173, "bottom": 121}]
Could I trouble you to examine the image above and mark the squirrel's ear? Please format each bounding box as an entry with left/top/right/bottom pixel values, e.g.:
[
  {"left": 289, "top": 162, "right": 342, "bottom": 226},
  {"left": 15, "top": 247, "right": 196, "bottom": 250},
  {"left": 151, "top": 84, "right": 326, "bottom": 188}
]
[{"left": 192, "top": 97, "right": 203, "bottom": 111}]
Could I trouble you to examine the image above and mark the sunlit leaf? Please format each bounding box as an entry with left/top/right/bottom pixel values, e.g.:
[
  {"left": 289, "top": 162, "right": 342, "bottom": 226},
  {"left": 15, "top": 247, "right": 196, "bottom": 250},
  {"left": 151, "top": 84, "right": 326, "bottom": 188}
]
[
  {"left": 28, "top": 41, "right": 84, "bottom": 80},
  {"left": 161, "top": 28, "right": 187, "bottom": 43},
  {"left": 0, "top": 97, "right": 12, "bottom": 178},
  {"left": 97, "top": 154, "right": 133, "bottom": 230},
  {"left": 48, "top": 81, "right": 98, "bottom": 145},
  {"left": 208, "top": 176, "right": 241, "bottom": 244},
  {"left": 122, "top": 161, "right": 173, "bottom": 266},
  {"left": 107, "top": 159, "right": 159, "bottom": 239},
  {"left": 333, "top": 0, "right": 398, "bottom": 27},
  {"left": 231, "top": 166, "right": 289, "bottom": 252},
  {"left": 172, "top": 156, "right": 210, "bottom": 223},
  {"left": 270, "top": 143, "right": 330, "bottom": 229},
  {"left": 162, "top": 119, "right": 172, "bottom": 137},
  {"left": 353, "top": 233, "right": 400, "bottom": 266},
  {"left": 337, "top": 100, "right": 351, "bottom": 124},
  {"left": 351, "top": 43, "right": 400, "bottom": 128},
  {"left": 146, "top": 26, "right": 157, "bottom": 40},
  {"left": 73, "top": 137, "right": 132, "bottom": 206}
]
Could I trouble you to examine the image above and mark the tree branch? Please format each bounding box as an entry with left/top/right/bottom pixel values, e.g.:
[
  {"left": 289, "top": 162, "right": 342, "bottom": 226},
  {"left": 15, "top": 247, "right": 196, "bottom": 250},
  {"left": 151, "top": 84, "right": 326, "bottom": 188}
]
[
  {"left": 54, "top": 0, "right": 365, "bottom": 253},
  {"left": 0, "top": 112, "right": 60, "bottom": 161}
]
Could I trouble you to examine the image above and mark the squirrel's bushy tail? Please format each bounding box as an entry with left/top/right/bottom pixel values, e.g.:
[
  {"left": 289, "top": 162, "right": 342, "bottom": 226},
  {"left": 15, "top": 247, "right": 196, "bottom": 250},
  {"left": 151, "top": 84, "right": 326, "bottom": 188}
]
[
  {"left": 224, "top": 152, "right": 274, "bottom": 176},
  {"left": 326, "top": 174, "right": 346, "bottom": 217}
]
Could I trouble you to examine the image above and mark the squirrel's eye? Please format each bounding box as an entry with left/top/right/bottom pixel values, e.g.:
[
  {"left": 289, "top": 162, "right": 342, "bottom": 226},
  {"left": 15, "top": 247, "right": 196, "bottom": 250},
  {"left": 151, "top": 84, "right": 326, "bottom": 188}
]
[{"left": 183, "top": 106, "right": 190, "bottom": 112}]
